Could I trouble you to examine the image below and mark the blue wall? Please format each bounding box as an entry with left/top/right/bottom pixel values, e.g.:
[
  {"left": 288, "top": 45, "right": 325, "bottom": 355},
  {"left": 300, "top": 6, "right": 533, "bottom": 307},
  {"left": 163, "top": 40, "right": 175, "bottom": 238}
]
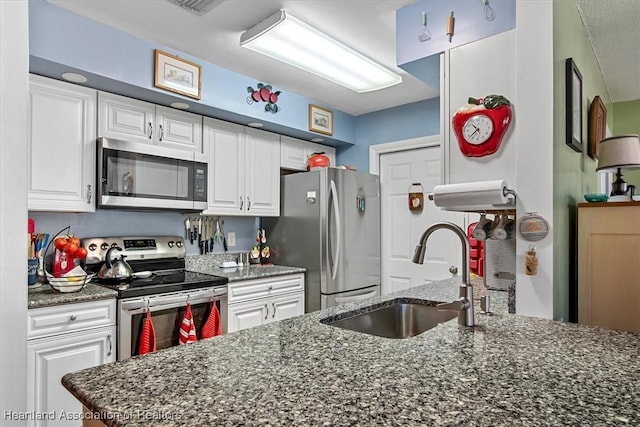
[
  {"left": 396, "top": 0, "right": 516, "bottom": 66},
  {"left": 338, "top": 99, "right": 441, "bottom": 171}
]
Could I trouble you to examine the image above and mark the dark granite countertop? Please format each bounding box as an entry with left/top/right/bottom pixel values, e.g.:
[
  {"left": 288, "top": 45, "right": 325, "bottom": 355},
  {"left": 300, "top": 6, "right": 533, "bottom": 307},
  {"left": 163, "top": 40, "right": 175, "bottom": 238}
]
[
  {"left": 62, "top": 279, "right": 639, "bottom": 426},
  {"left": 186, "top": 254, "right": 305, "bottom": 282},
  {"left": 28, "top": 283, "right": 118, "bottom": 309}
]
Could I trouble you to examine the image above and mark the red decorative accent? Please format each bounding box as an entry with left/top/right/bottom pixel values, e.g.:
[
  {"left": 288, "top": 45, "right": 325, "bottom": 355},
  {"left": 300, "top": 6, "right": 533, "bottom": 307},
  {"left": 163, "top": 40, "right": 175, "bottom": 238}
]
[
  {"left": 452, "top": 95, "right": 512, "bottom": 158},
  {"left": 467, "top": 222, "right": 484, "bottom": 277},
  {"left": 246, "top": 83, "right": 281, "bottom": 113},
  {"left": 306, "top": 152, "right": 331, "bottom": 170}
]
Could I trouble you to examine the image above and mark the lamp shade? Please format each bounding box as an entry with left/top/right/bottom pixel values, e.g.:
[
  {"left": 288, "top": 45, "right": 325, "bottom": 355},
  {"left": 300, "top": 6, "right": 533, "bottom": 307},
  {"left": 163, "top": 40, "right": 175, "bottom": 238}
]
[{"left": 596, "top": 134, "right": 640, "bottom": 172}]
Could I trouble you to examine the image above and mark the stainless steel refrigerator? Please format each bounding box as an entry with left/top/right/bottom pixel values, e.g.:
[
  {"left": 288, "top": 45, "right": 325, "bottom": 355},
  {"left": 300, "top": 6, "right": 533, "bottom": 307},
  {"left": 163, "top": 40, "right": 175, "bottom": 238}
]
[{"left": 264, "top": 168, "right": 380, "bottom": 312}]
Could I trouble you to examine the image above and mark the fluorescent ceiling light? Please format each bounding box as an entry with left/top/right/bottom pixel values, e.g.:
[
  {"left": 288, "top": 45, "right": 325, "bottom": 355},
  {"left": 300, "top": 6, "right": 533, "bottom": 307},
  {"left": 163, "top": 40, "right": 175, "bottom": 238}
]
[{"left": 240, "top": 9, "right": 402, "bottom": 93}]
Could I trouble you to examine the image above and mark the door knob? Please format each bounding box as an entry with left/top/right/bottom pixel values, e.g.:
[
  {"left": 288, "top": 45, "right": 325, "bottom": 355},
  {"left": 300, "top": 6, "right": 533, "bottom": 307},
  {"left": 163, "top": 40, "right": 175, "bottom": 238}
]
[{"left": 449, "top": 266, "right": 458, "bottom": 275}]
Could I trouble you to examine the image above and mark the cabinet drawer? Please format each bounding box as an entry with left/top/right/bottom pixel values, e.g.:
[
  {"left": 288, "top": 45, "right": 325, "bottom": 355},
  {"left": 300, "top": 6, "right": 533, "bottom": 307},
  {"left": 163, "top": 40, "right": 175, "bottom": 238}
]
[
  {"left": 228, "top": 274, "right": 304, "bottom": 304},
  {"left": 27, "top": 299, "right": 116, "bottom": 340}
]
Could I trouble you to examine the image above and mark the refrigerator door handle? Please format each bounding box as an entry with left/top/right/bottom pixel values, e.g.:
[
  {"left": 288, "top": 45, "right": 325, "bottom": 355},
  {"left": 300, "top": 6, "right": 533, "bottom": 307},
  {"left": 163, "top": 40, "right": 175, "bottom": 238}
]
[
  {"left": 329, "top": 179, "right": 342, "bottom": 281},
  {"left": 334, "top": 289, "right": 378, "bottom": 305}
]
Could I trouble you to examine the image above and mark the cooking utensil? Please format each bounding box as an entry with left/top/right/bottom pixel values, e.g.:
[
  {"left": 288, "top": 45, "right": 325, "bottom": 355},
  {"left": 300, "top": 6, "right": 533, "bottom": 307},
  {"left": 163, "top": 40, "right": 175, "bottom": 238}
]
[{"left": 97, "top": 246, "right": 133, "bottom": 282}]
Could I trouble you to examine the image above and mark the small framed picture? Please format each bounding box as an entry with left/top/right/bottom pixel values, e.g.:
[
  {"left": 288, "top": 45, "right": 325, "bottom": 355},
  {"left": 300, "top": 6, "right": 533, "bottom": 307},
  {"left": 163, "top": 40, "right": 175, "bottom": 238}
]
[
  {"left": 565, "top": 58, "right": 582, "bottom": 152},
  {"left": 154, "top": 49, "right": 202, "bottom": 100},
  {"left": 588, "top": 95, "right": 607, "bottom": 160},
  {"left": 309, "top": 104, "right": 333, "bottom": 136}
]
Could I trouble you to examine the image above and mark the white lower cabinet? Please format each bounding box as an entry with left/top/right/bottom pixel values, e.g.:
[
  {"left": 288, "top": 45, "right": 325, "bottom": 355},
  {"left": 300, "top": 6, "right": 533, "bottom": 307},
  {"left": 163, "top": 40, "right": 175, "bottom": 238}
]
[
  {"left": 227, "top": 274, "right": 305, "bottom": 333},
  {"left": 27, "top": 300, "right": 116, "bottom": 427}
]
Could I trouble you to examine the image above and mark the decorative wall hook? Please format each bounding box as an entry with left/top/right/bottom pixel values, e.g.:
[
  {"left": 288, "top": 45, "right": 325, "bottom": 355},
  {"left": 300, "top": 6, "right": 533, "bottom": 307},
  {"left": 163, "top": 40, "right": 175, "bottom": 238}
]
[{"left": 246, "top": 83, "right": 281, "bottom": 113}]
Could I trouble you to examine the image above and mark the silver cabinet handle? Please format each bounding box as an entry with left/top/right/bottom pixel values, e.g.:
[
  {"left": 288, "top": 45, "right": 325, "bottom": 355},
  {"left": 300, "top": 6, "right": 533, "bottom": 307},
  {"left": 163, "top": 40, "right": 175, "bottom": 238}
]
[
  {"left": 239, "top": 196, "right": 244, "bottom": 210},
  {"left": 148, "top": 122, "right": 153, "bottom": 139},
  {"left": 268, "top": 285, "right": 273, "bottom": 290},
  {"left": 69, "top": 314, "right": 77, "bottom": 321},
  {"left": 86, "top": 184, "right": 92, "bottom": 203},
  {"left": 159, "top": 124, "right": 164, "bottom": 141},
  {"left": 247, "top": 196, "right": 251, "bottom": 210},
  {"left": 263, "top": 304, "right": 268, "bottom": 320},
  {"left": 272, "top": 302, "right": 276, "bottom": 318},
  {"left": 106, "top": 334, "right": 112, "bottom": 357}
]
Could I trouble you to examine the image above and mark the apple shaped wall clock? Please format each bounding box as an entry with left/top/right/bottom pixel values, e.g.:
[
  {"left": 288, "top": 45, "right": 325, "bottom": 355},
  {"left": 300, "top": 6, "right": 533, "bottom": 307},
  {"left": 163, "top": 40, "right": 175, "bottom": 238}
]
[{"left": 452, "top": 94, "right": 513, "bottom": 158}]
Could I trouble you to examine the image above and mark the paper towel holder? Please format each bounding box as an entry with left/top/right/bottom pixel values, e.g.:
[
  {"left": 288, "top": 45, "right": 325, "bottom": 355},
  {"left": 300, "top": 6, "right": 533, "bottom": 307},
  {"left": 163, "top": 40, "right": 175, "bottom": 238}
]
[
  {"left": 427, "top": 185, "right": 517, "bottom": 202},
  {"left": 427, "top": 181, "right": 517, "bottom": 213}
]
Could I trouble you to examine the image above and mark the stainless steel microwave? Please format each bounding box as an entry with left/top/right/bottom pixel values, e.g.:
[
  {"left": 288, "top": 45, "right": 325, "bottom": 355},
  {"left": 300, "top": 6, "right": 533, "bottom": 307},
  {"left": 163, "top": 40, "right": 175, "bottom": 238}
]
[{"left": 97, "top": 137, "right": 207, "bottom": 211}]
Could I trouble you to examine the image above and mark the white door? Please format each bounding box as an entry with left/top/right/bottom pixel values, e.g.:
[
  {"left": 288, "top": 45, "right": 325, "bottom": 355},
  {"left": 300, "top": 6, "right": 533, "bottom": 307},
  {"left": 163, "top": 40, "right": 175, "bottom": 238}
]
[
  {"left": 28, "top": 75, "right": 97, "bottom": 212},
  {"left": 379, "top": 143, "right": 465, "bottom": 295},
  {"left": 156, "top": 105, "right": 203, "bottom": 152},
  {"left": 227, "top": 300, "right": 268, "bottom": 333},
  {"left": 270, "top": 292, "right": 305, "bottom": 322},
  {"left": 27, "top": 326, "right": 115, "bottom": 427},
  {"left": 98, "top": 91, "right": 154, "bottom": 144},
  {"left": 202, "top": 118, "right": 245, "bottom": 215},
  {"left": 244, "top": 128, "right": 280, "bottom": 217}
]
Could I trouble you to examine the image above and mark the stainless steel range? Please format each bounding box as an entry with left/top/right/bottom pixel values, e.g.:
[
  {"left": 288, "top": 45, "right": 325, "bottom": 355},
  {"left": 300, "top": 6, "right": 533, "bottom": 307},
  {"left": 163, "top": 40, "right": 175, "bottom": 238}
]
[{"left": 83, "top": 236, "right": 228, "bottom": 360}]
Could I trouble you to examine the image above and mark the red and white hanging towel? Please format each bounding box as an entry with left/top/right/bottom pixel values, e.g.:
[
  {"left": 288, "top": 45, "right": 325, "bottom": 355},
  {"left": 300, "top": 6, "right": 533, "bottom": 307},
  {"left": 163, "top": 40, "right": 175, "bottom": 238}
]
[
  {"left": 179, "top": 303, "right": 197, "bottom": 345},
  {"left": 137, "top": 310, "right": 157, "bottom": 355},
  {"left": 201, "top": 300, "right": 223, "bottom": 339}
]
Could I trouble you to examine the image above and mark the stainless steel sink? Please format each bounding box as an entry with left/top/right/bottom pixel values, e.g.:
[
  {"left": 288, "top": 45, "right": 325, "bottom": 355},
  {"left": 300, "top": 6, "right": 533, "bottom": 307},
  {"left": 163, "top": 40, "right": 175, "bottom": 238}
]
[{"left": 321, "top": 299, "right": 457, "bottom": 339}]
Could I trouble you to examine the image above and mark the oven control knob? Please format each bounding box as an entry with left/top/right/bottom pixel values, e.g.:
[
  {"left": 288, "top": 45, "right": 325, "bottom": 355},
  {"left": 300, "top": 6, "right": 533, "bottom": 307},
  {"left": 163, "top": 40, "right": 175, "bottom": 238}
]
[
  {"left": 100, "top": 243, "right": 109, "bottom": 251},
  {"left": 111, "top": 243, "right": 119, "bottom": 248},
  {"left": 168, "top": 241, "right": 175, "bottom": 248},
  {"left": 176, "top": 241, "right": 183, "bottom": 248},
  {"left": 88, "top": 243, "right": 98, "bottom": 251}
]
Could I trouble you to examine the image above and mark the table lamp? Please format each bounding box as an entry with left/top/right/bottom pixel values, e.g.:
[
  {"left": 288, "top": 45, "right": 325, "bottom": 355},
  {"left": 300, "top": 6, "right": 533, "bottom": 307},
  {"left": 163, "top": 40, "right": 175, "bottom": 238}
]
[{"left": 596, "top": 134, "right": 640, "bottom": 202}]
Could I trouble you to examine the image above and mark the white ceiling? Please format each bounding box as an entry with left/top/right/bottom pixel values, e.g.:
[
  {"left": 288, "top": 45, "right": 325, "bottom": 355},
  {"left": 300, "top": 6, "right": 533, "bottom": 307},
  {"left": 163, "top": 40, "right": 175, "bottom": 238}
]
[
  {"left": 48, "top": 0, "right": 436, "bottom": 116},
  {"left": 47, "top": 0, "right": 640, "bottom": 116},
  {"left": 576, "top": 0, "right": 640, "bottom": 103}
]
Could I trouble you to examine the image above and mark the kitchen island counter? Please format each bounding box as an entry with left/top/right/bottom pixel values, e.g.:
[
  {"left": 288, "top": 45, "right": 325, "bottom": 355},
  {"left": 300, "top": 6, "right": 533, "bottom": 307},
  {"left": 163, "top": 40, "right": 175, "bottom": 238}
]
[{"left": 62, "top": 278, "right": 639, "bottom": 426}]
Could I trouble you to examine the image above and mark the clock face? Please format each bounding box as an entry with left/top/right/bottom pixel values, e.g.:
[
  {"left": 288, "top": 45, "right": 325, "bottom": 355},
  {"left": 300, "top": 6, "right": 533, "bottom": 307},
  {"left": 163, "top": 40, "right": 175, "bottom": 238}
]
[{"left": 462, "top": 115, "right": 494, "bottom": 145}]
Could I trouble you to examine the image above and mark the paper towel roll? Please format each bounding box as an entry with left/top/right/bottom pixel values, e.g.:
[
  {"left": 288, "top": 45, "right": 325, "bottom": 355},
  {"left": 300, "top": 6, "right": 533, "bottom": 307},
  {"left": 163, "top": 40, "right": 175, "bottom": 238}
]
[{"left": 432, "top": 180, "right": 511, "bottom": 207}]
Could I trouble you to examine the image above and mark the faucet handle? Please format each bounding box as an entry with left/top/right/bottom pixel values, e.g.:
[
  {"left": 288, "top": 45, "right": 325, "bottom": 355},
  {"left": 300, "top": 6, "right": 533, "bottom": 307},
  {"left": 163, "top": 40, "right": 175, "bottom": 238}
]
[
  {"left": 437, "top": 298, "right": 470, "bottom": 312},
  {"left": 480, "top": 295, "right": 492, "bottom": 315}
]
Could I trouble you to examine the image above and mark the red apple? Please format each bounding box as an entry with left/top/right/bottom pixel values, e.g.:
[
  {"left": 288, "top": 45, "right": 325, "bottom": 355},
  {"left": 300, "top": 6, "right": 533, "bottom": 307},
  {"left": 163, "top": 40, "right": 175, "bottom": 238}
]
[
  {"left": 252, "top": 91, "right": 261, "bottom": 102},
  {"left": 260, "top": 87, "right": 270, "bottom": 102}
]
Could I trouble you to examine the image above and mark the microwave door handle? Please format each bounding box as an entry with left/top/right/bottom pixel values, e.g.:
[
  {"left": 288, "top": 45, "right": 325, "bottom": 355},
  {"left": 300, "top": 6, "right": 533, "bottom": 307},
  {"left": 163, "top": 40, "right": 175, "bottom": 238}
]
[{"left": 329, "top": 179, "right": 342, "bottom": 281}]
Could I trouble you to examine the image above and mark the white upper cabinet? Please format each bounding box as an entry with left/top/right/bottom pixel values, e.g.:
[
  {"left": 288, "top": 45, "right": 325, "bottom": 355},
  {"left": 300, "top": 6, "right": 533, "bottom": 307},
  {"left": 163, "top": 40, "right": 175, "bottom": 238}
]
[
  {"left": 280, "top": 135, "right": 336, "bottom": 171},
  {"left": 28, "top": 74, "right": 97, "bottom": 212},
  {"left": 202, "top": 118, "right": 280, "bottom": 216},
  {"left": 98, "top": 92, "right": 202, "bottom": 152},
  {"left": 245, "top": 127, "right": 280, "bottom": 216}
]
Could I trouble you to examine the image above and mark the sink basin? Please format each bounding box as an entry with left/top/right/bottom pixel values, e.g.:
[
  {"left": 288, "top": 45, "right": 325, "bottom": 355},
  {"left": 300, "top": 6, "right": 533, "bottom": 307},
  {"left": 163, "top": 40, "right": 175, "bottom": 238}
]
[{"left": 321, "top": 299, "right": 457, "bottom": 339}]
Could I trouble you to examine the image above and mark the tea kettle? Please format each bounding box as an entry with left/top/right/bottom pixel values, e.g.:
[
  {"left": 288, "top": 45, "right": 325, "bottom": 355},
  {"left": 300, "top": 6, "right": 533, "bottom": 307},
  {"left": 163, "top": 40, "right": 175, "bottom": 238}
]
[
  {"left": 97, "top": 246, "right": 133, "bottom": 281},
  {"left": 306, "top": 152, "right": 330, "bottom": 170}
]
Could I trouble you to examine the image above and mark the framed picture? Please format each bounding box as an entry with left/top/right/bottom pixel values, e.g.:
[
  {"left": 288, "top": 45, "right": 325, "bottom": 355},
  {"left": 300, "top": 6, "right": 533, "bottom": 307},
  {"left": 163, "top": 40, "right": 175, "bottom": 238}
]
[
  {"left": 154, "top": 49, "right": 202, "bottom": 100},
  {"left": 588, "top": 96, "right": 607, "bottom": 160},
  {"left": 309, "top": 104, "right": 333, "bottom": 136},
  {"left": 565, "top": 58, "right": 583, "bottom": 152}
]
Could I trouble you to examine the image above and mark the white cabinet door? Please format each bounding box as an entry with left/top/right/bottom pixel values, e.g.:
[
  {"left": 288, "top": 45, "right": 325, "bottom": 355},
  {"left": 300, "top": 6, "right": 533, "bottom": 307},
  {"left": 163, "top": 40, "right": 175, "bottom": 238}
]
[
  {"left": 27, "top": 326, "right": 116, "bottom": 427},
  {"left": 280, "top": 135, "right": 336, "bottom": 171},
  {"left": 156, "top": 105, "right": 202, "bottom": 152},
  {"left": 245, "top": 128, "right": 280, "bottom": 217},
  {"left": 270, "top": 292, "right": 305, "bottom": 322},
  {"left": 227, "top": 299, "right": 268, "bottom": 333},
  {"left": 28, "top": 75, "right": 97, "bottom": 212},
  {"left": 203, "top": 118, "right": 245, "bottom": 214},
  {"left": 203, "top": 119, "right": 280, "bottom": 216},
  {"left": 98, "top": 92, "right": 154, "bottom": 144}
]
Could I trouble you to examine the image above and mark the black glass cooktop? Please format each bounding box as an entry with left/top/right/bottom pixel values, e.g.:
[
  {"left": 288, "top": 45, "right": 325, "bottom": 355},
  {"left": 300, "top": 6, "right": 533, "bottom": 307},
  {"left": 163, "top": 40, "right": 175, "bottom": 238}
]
[{"left": 96, "top": 269, "right": 228, "bottom": 299}]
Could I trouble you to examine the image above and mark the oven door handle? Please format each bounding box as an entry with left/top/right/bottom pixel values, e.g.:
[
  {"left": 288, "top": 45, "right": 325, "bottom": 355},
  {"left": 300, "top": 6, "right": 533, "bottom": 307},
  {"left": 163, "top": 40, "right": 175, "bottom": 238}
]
[{"left": 120, "top": 288, "right": 227, "bottom": 312}]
